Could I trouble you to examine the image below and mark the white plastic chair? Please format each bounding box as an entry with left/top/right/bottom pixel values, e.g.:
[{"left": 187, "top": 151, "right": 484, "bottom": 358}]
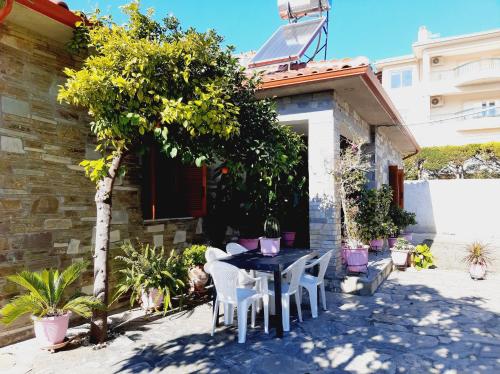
[
  {"left": 299, "top": 250, "right": 333, "bottom": 318},
  {"left": 205, "top": 246, "right": 230, "bottom": 264},
  {"left": 269, "top": 255, "right": 308, "bottom": 332},
  {"left": 206, "top": 261, "right": 269, "bottom": 343},
  {"left": 226, "top": 242, "right": 248, "bottom": 255}
]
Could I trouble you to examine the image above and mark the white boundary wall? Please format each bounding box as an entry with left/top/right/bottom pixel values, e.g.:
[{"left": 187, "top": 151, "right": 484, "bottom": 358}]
[{"left": 404, "top": 179, "right": 500, "bottom": 272}]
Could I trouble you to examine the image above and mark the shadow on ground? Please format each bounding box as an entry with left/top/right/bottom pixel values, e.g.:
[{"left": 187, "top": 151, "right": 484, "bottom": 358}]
[{"left": 112, "top": 274, "right": 500, "bottom": 373}]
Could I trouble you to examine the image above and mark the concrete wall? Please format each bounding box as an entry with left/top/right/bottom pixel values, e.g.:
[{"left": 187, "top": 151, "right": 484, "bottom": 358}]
[
  {"left": 0, "top": 22, "right": 199, "bottom": 346},
  {"left": 405, "top": 179, "right": 500, "bottom": 272}
]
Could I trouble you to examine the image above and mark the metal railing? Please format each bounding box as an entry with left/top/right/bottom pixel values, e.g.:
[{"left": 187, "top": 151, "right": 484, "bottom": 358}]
[
  {"left": 430, "top": 106, "right": 500, "bottom": 122},
  {"left": 430, "top": 58, "right": 500, "bottom": 81}
]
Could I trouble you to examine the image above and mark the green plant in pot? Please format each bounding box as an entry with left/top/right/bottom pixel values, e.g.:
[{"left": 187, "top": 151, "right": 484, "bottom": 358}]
[
  {"left": 183, "top": 245, "right": 209, "bottom": 293},
  {"left": 391, "top": 238, "right": 414, "bottom": 268},
  {"left": 389, "top": 204, "right": 417, "bottom": 244},
  {"left": 463, "top": 242, "right": 492, "bottom": 280},
  {"left": 112, "top": 242, "right": 187, "bottom": 313},
  {"left": 356, "top": 185, "right": 396, "bottom": 251},
  {"left": 260, "top": 216, "right": 281, "bottom": 256},
  {"left": 0, "top": 261, "right": 105, "bottom": 347},
  {"left": 412, "top": 244, "right": 435, "bottom": 270}
]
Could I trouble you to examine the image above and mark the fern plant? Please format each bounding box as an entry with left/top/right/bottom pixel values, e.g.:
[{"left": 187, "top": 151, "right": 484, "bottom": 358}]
[
  {"left": 0, "top": 261, "right": 105, "bottom": 325},
  {"left": 112, "top": 242, "right": 187, "bottom": 313}
]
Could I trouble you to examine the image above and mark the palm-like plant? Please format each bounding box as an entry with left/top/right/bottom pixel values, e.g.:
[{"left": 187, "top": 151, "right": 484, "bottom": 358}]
[
  {"left": 0, "top": 261, "right": 105, "bottom": 325},
  {"left": 463, "top": 242, "right": 493, "bottom": 266}
]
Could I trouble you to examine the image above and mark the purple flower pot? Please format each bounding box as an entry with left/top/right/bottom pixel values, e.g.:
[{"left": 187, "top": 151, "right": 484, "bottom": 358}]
[
  {"left": 343, "top": 246, "right": 369, "bottom": 273},
  {"left": 400, "top": 233, "right": 413, "bottom": 242},
  {"left": 238, "top": 238, "right": 259, "bottom": 250},
  {"left": 370, "top": 238, "right": 384, "bottom": 251},
  {"left": 260, "top": 237, "right": 280, "bottom": 256},
  {"left": 388, "top": 237, "right": 398, "bottom": 248},
  {"left": 281, "top": 231, "right": 296, "bottom": 247}
]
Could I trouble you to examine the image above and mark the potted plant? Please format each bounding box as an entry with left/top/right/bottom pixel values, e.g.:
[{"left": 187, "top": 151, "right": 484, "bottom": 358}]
[
  {"left": 412, "top": 243, "right": 435, "bottom": 270},
  {"left": 237, "top": 212, "right": 262, "bottom": 250},
  {"left": 183, "top": 244, "right": 209, "bottom": 293},
  {"left": 463, "top": 242, "right": 492, "bottom": 280},
  {"left": 260, "top": 216, "right": 281, "bottom": 256},
  {"left": 113, "top": 242, "right": 187, "bottom": 313},
  {"left": 390, "top": 238, "right": 414, "bottom": 268},
  {"left": 333, "top": 140, "right": 371, "bottom": 273},
  {"left": 0, "top": 261, "right": 105, "bottom": 348},
  {"left": 281, "top": 211, "right": 297, "bottom": 247},
  {"left": 356, "top": 185, "right": 395, "bottom": 251},
  {"left": 389, "top": 204, "right": 417, "bottom": 243}
]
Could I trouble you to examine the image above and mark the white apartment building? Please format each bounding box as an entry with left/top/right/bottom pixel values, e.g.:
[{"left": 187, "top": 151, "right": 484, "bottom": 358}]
[{"left": 375, "top": 27, "right": 500, "bottom": 147}]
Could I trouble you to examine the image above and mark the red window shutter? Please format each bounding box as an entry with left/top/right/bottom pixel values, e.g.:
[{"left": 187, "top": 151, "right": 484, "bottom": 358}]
[
  {"left": 398, "top": 168, "right": 404, "bottom": 208},
  {"left": 182, "top": 165, "right": 207, "bottom": 217},
  {"left": 388, "top": 165, "right": 399, "bottom": 206}
]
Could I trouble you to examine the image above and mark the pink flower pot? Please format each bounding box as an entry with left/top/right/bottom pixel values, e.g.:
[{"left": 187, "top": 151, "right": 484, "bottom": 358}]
[
  {"left": 391, "top": 249, "right": 409, "bottom": 267},
  {"left": 344, "top": 246, "right": 369, "bottom": 273},
  {"left": 370, "top": 238, "right": 384, "bottom": 251},
  {"left": 32, "top": 312, "right": 71, "bottom": 347},
  {"left": 260, "top": 237, "right": 280, "bottom": 256},
  {"left": 281, "top": 231, "right": 296, "bottom": 247},
  {"left": 469, "top": 264, "right": 486, "bottom": 280},
  {"left": 388, "top": 237, "right": 398, "bottom": 248},
  {"left": 141, "top": 288, "right": 164, "bottom": 310},
  {"left": 238, "top": 238, "right": 259, "bottom": 250},
  {"left": 400, "top": 233, "right": 413, "bottom": 242}
]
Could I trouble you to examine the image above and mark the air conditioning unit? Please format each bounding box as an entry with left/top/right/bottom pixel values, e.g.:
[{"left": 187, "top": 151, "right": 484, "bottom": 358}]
[
  {"left": 431, "top": 56, "right": 443, "bottom": 66},
  {"left": 430, "top": 96, "right": 444, "bottom": 108}
]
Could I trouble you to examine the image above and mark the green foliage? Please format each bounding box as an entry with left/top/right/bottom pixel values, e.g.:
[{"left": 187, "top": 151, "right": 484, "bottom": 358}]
[
  {"left": 389, "top": 205, "right": 417, "bottom": 235},
  {"left": 356, "top": 185, "right": 396, "bottom": 242},
  {"left": 182, "top": 245, "right": 207, "bottom": 269},
  {"left": 0, "top": 262, "right": 105, "bottom": 325},
  {"left": 392, "top": 238, "right": 414, "bottom": 252},
  {"left": 112, "top": 241, "right": 187, "bottom": 312},
  {"left": 463, "top": 242, "right": 493, "bottom": 266},
  {"left": 405, "top": 142, "right": 500, "bottom": 180},
  {"left": 413, "top": 244, "right": 434, "bottom": 270},
  {"left": 334, "top": 140, "right": 371, "bottom": 245},
  {"left": 59, "top": 2, "right": 242, "bottom": 183},
  {"left": 264, "top": 216, "right": 281, "bottom": 238}
]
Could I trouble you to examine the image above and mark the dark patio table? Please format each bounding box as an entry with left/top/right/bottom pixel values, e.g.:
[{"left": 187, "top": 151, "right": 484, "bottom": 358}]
[{"left": 220, "top": 248, "right": 317, "bottom": 338}]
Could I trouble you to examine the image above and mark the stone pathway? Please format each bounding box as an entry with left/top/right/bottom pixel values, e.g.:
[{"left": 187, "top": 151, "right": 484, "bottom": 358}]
[{"left": 1, "top": 269, "right": 499, "bottom": 373}]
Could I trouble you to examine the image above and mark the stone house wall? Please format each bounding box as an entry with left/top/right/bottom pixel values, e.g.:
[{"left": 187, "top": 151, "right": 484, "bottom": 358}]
[
  {"left": 0, "top": 22, "right": 199, "bottom": 347},
  {"left": 276, "top": 90, "right": 405, "bottom": 288}
]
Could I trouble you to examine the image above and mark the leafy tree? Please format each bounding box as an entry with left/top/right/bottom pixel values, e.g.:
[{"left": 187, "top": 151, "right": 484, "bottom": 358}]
[{"left": 58, "top": 3, "right": 243, "bottom": 342}]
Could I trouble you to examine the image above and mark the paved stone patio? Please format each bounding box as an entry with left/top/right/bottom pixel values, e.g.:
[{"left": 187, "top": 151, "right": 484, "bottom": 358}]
[{"left": 1, "top": 269, "right": 500, "bottom": 374}]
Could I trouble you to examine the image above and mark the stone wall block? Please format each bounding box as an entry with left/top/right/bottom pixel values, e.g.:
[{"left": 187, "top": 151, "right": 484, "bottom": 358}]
[{"left": 0, "top": 136, "right": 24, "bottom": 154}]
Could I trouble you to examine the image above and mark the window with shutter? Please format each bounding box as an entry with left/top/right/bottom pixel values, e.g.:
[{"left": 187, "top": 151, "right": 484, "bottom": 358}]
[{"left": 142, "top": 147, "right": 207, "bottom": 220}]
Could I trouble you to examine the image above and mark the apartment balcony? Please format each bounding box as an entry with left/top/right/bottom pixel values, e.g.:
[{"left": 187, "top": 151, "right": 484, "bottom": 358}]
[
  {"left": 430, "top": 58, "right": 500, "bottom": 88},
  {"left": 430, "top": 106, "right": 500, "bottom": 132}
]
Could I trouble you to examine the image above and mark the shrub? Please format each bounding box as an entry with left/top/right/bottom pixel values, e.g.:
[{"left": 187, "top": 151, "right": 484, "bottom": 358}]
[
  {"left": 356, "top": 185, "right": 396, "bottom": 242},
  {"left": 183, "top": 245, "right": 208, "bottom": 269},
  {"left": 389, "top": 205, "right": 417, "bottom": 236}
]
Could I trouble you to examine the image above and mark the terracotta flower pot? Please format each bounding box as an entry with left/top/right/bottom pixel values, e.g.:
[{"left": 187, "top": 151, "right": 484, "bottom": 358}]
[
  {"left": 391, "top": 249, "right": 409, "bottom": 267},
  {"left": 343, "top": 246, "right": 369, "bottom": 273},
  {"left": 32, "top": 312, "right": 71, "bottom": 347},
  {"left": 238, "top": 238, "right": 259, "bottom": 250},
  {"left": 469, "top": 263, "right": 486, "bottom": 280},
  {"left": 141, "top": 288, "right": 164, "bottom": 310},
  {"left": 281, "top": 231, "right": 296, "bottom": 247},
  {"left": 388, "top": 237, "right": 398, "bottom": 248},
  {"left": 189, "top": 265, "right": 209, "bottom": 293},
  {"left": 260, "top": 237, "right": 280, "bottom": 256},
  {"left": 370, "top": 238, "right": 384, "bottom": 251}
]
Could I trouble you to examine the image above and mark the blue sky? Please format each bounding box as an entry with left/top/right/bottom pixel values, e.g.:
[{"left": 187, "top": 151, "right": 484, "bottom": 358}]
[{"left": 70, "top": 0, "right": 500, "bottom": 61}]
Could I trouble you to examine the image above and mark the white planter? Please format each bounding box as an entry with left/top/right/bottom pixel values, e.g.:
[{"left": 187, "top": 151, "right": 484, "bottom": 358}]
[
  {"left": 391, "top": 249, "right": 409, "bottom": 267},
  {"left": 469, "top": 264, "right": 486, "bottom": 280},
  {"left": 141, "top": 288, "right": 164, "bottom": 310},
  {"left": 32, "top": 312, "right": 71, "bottom": 347}
]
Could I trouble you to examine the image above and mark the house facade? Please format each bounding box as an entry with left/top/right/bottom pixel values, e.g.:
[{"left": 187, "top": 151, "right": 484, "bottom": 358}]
[
  {"left": 252, "top": 59, "right": 419, "bottom": 283},
  {"left": 375, "top": 27, "right": 500, "bottom": 147},
  {"left": 0, "top": 0, "right": 203, "bottom": 346}
]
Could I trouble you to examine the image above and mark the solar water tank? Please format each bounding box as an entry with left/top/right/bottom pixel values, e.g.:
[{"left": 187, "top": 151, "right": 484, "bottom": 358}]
[{"left": 278, "top": 0, "right": 331, "bottom": 20}]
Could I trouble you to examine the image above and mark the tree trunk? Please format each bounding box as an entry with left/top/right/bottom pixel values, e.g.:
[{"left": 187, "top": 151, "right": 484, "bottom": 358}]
[{"left": 90, "top": 152, "right": 123, "bottom": 344}]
